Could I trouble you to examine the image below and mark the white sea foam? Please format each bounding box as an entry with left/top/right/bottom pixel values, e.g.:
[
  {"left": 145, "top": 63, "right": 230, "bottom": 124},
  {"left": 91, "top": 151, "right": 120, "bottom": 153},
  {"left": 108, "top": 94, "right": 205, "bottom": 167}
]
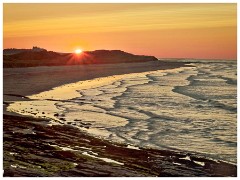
[
  {"left": 82, "top": 152, "right": 124, "bottom": 165},
  {"left": 7, "top": 62, "right": 237, "bottom": 164}
]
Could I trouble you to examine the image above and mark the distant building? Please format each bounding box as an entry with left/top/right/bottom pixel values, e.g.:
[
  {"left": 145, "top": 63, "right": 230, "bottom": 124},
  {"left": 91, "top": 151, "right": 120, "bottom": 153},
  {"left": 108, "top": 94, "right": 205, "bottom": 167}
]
[
  {"left": 3, "top": 46, "right": 48, "bottom": 55},
  {"left": 32, "top": 46, "right": 47, "bottom": 52}
]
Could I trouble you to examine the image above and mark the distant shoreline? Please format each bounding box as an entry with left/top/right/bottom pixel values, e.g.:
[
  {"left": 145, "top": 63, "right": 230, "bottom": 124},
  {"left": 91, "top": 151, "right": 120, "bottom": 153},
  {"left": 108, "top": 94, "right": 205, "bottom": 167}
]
[
  {"left": 3, "top": 61, "right": 188, "bottom": 102},
  {"left": 3, "top": 49, "right": 158, "bottom": 68},
  {"left": 159, "top": 59, "right": 237, "bottom": 63}
]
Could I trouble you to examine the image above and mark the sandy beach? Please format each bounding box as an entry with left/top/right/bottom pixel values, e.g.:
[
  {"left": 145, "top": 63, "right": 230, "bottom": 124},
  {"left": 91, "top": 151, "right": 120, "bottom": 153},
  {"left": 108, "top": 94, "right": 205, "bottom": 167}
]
[
  {"left": 4, "top": 61, "right": 184, "bottom": 102},
  {"left": 3, "top": 61, "right": 237, "bottom": 177}
]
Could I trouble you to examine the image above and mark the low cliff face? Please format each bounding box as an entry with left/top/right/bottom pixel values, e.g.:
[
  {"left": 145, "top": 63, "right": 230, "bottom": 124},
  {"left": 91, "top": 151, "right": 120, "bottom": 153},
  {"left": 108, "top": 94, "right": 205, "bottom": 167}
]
[{"left": 3, "top": 49, "right": 158, "bottom": 68}]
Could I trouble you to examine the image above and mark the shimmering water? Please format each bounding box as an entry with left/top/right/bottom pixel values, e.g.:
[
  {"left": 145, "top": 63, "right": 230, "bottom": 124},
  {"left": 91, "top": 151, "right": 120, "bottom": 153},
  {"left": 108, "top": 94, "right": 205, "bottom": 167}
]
[{"left": 7, "top": 61, "right": 237, "bottom": 163}]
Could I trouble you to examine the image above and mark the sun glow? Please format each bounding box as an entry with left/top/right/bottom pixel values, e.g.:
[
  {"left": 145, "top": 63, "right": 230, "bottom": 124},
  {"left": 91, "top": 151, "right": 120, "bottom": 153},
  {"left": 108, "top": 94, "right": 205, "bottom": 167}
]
[{"left": 75, "top": 49, "right": 82, "bottom": 54}]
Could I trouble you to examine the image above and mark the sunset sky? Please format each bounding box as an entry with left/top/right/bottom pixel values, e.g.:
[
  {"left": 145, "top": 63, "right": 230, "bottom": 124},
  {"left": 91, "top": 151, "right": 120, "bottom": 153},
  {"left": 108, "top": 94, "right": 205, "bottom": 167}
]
[{"left": 3, "top": 3, "right": 237, "bottom": 59}]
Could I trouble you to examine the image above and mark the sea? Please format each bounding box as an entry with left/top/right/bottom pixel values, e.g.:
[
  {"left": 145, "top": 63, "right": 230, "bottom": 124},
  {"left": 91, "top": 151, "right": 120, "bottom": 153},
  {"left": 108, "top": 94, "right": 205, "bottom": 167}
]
[{"left": 7, "top": 61, "right": 237, "bottom": 164}]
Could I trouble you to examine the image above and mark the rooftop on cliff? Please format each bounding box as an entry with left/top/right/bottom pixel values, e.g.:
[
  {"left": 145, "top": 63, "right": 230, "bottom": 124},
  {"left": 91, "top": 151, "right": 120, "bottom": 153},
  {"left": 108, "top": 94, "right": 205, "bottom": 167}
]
[
  {"left": 3, "top": 46, "right": 47, "bottom": 55},
  {"left": 3, "top": 47, "right": 158, "bottom": 68}
]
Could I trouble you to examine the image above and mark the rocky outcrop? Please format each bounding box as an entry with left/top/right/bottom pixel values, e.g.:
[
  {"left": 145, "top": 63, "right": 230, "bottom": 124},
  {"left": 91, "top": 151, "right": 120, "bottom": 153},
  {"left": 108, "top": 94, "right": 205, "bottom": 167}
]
[{"left": 3, "top": 114, "right": 237, "bottom": 177}]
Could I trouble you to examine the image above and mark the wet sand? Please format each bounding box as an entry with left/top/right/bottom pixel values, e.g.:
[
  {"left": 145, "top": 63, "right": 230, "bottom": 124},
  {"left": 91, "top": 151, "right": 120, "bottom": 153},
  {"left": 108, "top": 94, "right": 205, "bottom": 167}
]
[{"left": 4, "top": 61, "right": 187, "bottom": 102}]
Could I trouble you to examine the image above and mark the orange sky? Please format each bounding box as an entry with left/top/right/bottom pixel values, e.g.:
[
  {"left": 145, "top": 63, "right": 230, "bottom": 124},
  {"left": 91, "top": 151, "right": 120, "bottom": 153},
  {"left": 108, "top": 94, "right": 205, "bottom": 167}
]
[{"left": 3, "top": 3, "right": 237, "bottom": 59}]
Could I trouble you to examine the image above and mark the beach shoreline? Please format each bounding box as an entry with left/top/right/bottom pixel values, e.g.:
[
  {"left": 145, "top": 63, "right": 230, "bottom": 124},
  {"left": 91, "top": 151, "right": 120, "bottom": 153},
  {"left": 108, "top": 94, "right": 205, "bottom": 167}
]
[
  {"left": 6, "top": 63, "right": 194, "bottom": 128},
  {"left": 3, "top": 61, "right": 188, "bottom": 102},
  {"left": 3, "top": 61, "right": 237, "bottom": 177}
]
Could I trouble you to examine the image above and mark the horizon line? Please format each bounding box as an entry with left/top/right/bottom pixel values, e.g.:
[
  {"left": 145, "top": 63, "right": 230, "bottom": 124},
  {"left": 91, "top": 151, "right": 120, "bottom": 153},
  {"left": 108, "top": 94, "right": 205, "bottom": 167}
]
[{"left": 3, "top": 47, "right": 237, "bottom": 61}]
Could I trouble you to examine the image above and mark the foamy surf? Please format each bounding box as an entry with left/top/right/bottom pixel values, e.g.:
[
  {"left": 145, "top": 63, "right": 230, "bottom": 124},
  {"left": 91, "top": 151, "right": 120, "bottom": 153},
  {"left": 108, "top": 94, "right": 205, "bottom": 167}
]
[{"left": 7, "top": 61, "right": 237, "bottom": 164}]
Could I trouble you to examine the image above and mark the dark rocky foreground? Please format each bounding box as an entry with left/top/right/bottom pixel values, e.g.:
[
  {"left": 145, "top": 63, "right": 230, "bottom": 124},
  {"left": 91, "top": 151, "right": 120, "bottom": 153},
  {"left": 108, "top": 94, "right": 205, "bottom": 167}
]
[{"left": 3, "top": 114, "right": 237, "bottom": 177}]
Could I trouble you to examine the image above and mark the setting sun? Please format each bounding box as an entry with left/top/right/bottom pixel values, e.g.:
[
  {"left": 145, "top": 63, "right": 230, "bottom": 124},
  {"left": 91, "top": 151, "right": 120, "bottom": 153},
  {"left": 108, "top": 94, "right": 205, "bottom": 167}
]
[{"left": 75, "top": 49, "right": 82, "bottom": 54}]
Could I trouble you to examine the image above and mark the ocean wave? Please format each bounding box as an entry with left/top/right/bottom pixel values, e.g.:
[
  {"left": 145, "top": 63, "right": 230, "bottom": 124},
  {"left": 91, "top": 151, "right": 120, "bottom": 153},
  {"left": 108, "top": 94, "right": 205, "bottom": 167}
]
[{"left": 7, "top": 63, "right": 237, "bottom": 164}]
